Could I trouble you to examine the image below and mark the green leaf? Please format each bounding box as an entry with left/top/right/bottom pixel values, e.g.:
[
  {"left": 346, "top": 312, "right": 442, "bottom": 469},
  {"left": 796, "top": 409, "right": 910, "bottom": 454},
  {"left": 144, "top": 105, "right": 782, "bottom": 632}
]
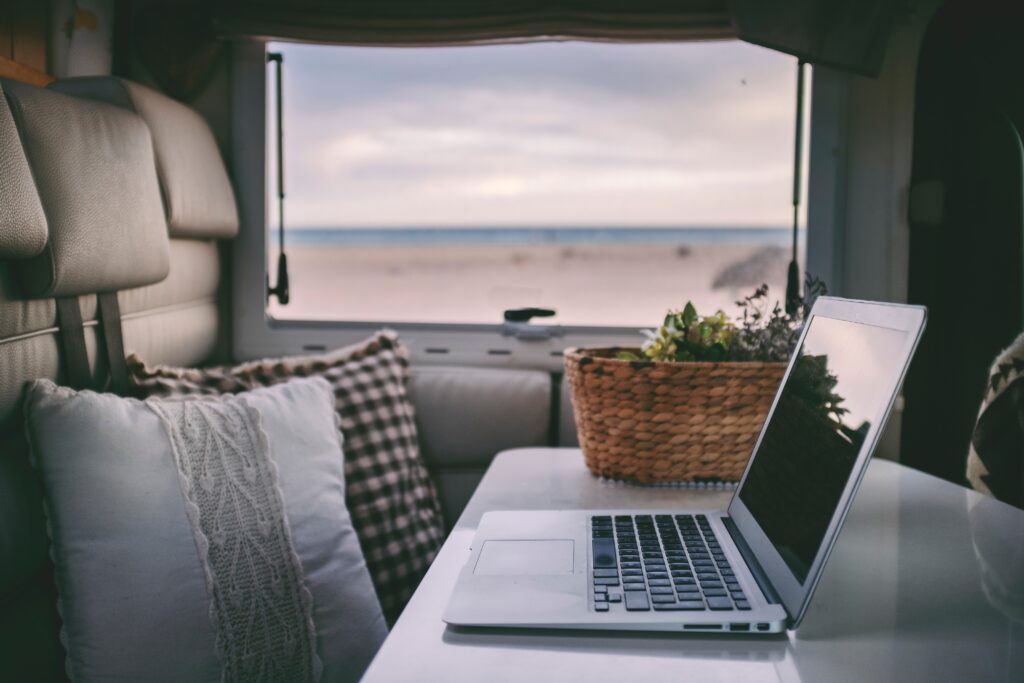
[
  {"left": 616, "top": 351, "right": 641, "bottom": 361},
  {"left": 682, "top": 302, "right": 698, "bottom": 327}
]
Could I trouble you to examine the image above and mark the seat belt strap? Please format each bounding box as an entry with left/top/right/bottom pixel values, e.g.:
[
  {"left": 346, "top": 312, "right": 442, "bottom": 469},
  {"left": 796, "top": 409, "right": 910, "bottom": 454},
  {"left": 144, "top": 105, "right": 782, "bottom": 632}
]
[
  {"left": 98, "top": 292, "right": 129, "bottom": 395},
  {"left": 55, "top": 296, "right": 90, "bottom": 390}
]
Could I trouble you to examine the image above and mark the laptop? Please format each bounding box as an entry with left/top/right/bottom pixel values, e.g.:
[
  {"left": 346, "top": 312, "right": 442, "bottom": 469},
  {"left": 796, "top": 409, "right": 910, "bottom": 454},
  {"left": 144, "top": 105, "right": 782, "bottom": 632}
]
[{"left": 444, "top": 297, "right": 926, "bottom": 633}]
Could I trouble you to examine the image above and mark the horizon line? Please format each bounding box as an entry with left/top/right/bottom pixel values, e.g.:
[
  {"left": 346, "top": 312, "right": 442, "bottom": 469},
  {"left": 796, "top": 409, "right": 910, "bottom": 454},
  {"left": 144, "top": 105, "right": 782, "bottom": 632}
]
[{"left": 283, "top": 225, "right": 804, "bottom": 231}]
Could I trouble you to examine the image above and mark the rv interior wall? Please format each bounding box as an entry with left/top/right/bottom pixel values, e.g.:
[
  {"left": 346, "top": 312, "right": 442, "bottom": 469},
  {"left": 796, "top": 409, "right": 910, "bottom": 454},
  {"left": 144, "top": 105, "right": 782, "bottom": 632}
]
[
  {"left": 805, "top": 0, "right": 942, "bottom": 460},
  {"left": 0, "top": 1, "right": 49, "bottom": 83},
  {"left": 49, "top": 0, "right": 113, "bottom": 78}
]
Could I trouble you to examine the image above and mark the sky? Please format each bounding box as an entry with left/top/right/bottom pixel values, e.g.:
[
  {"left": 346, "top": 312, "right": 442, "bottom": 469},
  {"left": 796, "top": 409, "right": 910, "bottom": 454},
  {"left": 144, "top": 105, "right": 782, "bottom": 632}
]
[{"left": 268, "top": 40, "right": 801, "bottom": 229}]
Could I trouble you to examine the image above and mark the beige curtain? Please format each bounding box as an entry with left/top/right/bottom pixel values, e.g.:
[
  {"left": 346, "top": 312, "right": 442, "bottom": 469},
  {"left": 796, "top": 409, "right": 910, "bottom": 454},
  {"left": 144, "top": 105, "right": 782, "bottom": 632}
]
[
  {"left": 210, "top": 0, "right": 736, "bottom": 46},
  {"left": 206, "top": 0, "right": 899, "bottom": 76}
]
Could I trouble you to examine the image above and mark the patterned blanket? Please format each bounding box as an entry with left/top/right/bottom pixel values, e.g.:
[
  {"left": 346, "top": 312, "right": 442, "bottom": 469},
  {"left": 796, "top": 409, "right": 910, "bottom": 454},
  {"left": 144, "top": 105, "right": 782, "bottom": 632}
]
[{"left": 966, "top": 331, "right": 1024, "bottom": 508}]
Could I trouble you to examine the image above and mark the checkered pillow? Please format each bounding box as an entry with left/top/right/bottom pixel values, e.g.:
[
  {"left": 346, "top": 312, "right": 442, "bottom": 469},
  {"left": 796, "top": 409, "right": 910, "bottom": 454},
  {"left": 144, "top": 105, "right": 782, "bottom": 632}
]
[{"left": 126, "top": 331, "right": 444, "bottom": 623}]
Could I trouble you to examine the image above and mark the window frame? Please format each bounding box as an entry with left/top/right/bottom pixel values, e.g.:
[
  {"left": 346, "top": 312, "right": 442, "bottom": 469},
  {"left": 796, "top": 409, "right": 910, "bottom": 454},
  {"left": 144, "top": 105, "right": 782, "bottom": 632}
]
[{"left": 230, "top": 40, "right": 844, "bottom": 370}]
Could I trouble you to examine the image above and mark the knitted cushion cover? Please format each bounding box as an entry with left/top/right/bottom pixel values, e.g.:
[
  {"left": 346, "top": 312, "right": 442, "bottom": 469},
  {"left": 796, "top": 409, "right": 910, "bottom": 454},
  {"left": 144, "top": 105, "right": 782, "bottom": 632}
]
[{"left": 127, "top": 331, "right": 445, "bottom": 623}]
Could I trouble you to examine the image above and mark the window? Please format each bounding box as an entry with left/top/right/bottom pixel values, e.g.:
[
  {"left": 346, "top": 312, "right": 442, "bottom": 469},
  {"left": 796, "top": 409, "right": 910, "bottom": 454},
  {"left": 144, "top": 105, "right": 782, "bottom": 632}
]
[{"left": 266, "top": 40, "right": 806, "bottom": 328}]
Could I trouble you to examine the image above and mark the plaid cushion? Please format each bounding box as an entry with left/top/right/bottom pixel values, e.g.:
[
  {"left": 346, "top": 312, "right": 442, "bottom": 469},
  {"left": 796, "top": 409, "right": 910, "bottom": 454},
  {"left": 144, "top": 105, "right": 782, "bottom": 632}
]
[{"left": 127, "top": 331, "right": 445, "bottom": 623}]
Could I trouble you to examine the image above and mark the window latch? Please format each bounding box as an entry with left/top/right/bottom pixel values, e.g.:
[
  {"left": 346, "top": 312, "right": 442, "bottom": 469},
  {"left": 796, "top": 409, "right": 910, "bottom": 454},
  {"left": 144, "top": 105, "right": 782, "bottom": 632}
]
[{"left": 502, "top": 308, "right": 563, "bottom": 340}]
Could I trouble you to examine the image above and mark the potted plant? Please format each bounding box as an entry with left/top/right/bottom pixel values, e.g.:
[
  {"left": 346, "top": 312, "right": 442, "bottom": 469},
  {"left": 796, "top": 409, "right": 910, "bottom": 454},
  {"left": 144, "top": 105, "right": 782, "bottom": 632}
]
[{"left": 564, "top": 277, "right": 827, "bottom": 483}]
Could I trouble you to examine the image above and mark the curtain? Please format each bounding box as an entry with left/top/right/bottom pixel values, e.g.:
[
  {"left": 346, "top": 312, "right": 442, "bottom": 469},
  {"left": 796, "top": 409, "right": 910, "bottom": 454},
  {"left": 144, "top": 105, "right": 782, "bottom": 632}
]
[{"left": 209, "top": 1, "right": 735, "bottom": 45}]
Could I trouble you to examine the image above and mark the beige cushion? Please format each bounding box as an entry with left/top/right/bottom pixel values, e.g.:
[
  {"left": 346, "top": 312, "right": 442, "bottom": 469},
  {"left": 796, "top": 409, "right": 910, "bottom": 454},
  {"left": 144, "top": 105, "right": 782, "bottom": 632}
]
[
  {"left": 51, "top": 77, "right": 239, "bottom": 239},
  {"left": 408, "top": 365, "right": 552, "bottom": 522},
  {"left": 409, "top": 365, "right": 552, "bottom": 469},
  {"left": 2, "top": 80, "right": 170, "bottom": 297},
  {"left": 0, "top": 84, "right": 46, "bottom": 260}
]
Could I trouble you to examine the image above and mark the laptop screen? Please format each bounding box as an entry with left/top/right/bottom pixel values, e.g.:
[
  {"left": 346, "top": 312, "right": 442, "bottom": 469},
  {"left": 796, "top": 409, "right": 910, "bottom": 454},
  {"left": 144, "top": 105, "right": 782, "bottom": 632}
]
[{"left": 737, "top": 314, "right": 910, "bottom": 584}]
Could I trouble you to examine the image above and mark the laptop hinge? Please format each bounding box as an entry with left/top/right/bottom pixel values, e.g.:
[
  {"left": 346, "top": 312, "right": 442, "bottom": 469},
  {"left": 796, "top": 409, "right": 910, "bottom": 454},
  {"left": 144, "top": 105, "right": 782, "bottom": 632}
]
[{"left": 722, "top": 517, "right": 785, "bottom": 611}]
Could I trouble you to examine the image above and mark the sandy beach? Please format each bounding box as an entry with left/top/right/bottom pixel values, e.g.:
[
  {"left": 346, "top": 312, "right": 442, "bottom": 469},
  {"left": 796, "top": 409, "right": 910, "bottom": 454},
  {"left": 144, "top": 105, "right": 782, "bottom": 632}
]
[{"left": 268, "top": 242, "right": 802, "bottom": 327}]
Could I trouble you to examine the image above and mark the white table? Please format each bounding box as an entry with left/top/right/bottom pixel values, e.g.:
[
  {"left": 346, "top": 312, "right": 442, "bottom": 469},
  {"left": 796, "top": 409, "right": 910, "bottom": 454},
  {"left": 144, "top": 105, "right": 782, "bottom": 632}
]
[{"left": 363, "top": 449, "right": 1024, "bottom": 682}]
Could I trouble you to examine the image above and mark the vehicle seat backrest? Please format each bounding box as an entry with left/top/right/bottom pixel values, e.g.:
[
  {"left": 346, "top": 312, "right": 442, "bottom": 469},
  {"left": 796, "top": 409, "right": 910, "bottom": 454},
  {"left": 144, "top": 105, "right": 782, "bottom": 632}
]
[
  {"left": 51, "top": 76, "right": 239, "bottom": 239},
  {"left": 0, "top": 76, "right": 238, "bottom": 681}
]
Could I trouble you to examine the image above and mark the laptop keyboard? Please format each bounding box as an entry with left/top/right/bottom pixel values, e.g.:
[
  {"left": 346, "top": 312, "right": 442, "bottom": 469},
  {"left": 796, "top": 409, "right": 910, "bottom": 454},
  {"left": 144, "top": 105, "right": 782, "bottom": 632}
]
[{"left": 590, "top": 514, "right": 751, "bottom": 612}]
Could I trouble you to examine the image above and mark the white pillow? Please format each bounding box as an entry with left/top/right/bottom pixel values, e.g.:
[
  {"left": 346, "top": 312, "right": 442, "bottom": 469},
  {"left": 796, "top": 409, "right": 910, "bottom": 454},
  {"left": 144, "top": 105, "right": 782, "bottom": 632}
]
[{"left": 24, "top": 376, "right": 387, "bottom": 683}]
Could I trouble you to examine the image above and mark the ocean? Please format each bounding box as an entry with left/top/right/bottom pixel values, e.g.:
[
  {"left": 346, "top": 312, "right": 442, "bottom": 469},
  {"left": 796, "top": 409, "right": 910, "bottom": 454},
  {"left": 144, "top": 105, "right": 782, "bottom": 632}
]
[{"left": 284, "top": 227, "right": 798, "bottom": 248}]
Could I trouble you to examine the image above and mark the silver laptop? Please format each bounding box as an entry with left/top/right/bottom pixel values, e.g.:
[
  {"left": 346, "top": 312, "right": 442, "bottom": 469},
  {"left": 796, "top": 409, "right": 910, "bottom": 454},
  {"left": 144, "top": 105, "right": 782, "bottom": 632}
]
[{"left": 444, "top": 297, "right": 926, "bottom": 633}]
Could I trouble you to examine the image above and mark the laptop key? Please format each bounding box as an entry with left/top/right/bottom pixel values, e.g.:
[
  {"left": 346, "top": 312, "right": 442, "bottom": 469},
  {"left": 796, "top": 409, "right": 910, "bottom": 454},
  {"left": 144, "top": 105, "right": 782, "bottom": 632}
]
[
  {"left": 653, "top": 601, "right": 706, "bottom": 611},
  {"left": 624, "top": 585, "right": 647, "bottom": 592},
  {"left": 593, "top": 585, "right": 607, "bottom": 594},
  {"left": 608, "top": 593, "right": 622, "bottom": 603},
  {"left": 593, "top": 539, "right": 617, "bottom": 568},
  {"left": 735, "top": 600, "right": 751, "bottom": 610},
  {"left": 594, "top": 593, "right": 608, "bottom": 602},
  {"left": 593, "top": 569, "right": 619, "bottom": 578},
  {"left": 649, "top": 586, "right": 674, "bottom": 595},
  {"left": 651, "top": 594, "right": 676, "bottom": 603},
  {"left": 647, "top": 579, "right": 671, "bottom": 587},
  {"left": 702, "top": 589, "right": 727, "bottom": 597},
  {"left": 706, "top": 596, "right": 733, "bottom": 610},
  {"left": 595, "top": 602, "right": 610, "bottom": 612},
  {"left": 624, "top": 592, "right": 650, "bottom": 611},
  {"left": 621, "top": 569, "right": 642, "bottom": 576},
  {"left": 594, "top": 578, "right": 619, "bottom": 586}
]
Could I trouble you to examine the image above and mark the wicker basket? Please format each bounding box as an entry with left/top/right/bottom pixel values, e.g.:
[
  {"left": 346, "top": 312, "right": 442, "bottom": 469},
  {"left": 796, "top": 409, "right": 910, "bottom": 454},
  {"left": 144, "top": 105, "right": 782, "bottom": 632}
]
[{"left": 564, "top": 347, "right": 786, "bottom": 483}]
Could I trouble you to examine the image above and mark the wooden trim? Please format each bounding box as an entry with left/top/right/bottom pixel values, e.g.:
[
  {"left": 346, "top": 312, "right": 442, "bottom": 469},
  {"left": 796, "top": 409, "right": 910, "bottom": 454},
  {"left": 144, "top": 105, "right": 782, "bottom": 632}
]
[{"left": 0, "top": 54, "right": 53, "bottom": 86}]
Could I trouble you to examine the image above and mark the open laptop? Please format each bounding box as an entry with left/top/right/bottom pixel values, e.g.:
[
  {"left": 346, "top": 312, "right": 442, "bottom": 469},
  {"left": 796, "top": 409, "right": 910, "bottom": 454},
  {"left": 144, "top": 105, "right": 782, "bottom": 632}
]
[{"left": 444, "top": 297, "right": 926, "bottom": 633}]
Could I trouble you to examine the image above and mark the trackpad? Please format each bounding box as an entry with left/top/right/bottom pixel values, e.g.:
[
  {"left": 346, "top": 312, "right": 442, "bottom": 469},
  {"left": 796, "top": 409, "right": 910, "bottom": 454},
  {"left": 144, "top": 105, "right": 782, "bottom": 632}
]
[{"left": 474, "top": 540, "right": 575, "bottom": 576}]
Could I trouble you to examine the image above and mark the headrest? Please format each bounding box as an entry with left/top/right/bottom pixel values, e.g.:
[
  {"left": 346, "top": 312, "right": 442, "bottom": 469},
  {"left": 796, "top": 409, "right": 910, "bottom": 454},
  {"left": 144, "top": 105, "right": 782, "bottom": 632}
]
[
  {"left": 0, "top": 83, "right": 47, "bottom": 260},
  {"left": 51, "top": 77, "right": 239, "bottom": 240},
  {"left": 2, "top": 80, "right": 170, "bottom": 297}
]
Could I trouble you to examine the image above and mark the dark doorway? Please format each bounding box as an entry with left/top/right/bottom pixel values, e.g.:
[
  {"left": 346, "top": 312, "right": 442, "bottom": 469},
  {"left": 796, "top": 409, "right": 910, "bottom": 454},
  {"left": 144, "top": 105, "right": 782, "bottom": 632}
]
[{"left": 901, "top": 3, "right": 1024, "bottom": 485}]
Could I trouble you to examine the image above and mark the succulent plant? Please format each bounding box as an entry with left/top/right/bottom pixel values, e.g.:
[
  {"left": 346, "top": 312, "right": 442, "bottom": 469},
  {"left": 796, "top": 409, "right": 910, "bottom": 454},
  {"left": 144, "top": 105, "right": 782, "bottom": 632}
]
[{"left": 617, "top": 275, "right": 827, "bottom": 364}]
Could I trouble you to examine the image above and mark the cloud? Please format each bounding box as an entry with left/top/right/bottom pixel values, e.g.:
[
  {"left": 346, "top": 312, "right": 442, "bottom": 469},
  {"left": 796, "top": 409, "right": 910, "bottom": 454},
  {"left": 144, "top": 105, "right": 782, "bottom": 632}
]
[{"left": 269, "top": 39, "right": 799, "bottom": 227}]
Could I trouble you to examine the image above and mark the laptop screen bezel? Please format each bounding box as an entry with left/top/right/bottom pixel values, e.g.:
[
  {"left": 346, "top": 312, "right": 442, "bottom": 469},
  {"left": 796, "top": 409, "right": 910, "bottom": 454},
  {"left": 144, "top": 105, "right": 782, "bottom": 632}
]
[{"left": 726, "top": 297, "right": 926, "bottom": 628}]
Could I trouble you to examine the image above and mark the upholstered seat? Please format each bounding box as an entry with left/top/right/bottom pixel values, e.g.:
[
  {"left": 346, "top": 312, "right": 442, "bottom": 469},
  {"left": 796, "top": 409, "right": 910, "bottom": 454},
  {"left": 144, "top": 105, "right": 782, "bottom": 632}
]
[
  {"left": 0, "top": 77, "right": 236, "bottom": 680},
  {"left": 0, "top": 75, "right": 575, "bottom": 680}
]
